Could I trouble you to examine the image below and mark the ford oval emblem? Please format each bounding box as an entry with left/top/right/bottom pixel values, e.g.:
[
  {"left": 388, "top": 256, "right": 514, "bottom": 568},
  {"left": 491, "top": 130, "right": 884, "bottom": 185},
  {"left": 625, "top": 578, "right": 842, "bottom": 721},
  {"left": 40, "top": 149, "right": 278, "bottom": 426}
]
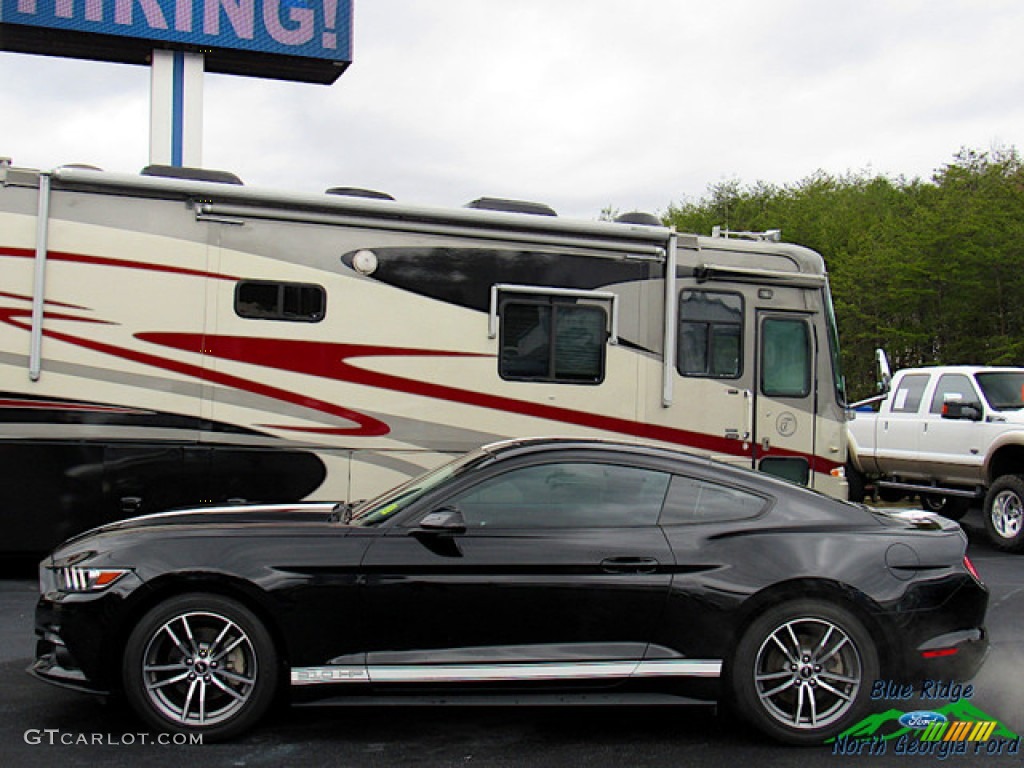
[{"left": 899, "top": 711, "right": 948, "bottom": 729}]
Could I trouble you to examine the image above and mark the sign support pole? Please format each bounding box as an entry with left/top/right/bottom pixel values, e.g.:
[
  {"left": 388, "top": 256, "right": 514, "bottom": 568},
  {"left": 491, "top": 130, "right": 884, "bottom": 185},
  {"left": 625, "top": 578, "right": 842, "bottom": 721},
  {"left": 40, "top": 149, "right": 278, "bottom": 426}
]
[{"left": 149, "top": 49, "right": 204, "bottom": 167}]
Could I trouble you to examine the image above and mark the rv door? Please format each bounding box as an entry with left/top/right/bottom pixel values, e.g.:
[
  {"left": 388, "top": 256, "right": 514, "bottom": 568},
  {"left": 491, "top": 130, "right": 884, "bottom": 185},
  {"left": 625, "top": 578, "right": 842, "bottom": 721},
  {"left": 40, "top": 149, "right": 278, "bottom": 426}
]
[{"left": 754, "top": 312, "right": 818, "bottom": 485}]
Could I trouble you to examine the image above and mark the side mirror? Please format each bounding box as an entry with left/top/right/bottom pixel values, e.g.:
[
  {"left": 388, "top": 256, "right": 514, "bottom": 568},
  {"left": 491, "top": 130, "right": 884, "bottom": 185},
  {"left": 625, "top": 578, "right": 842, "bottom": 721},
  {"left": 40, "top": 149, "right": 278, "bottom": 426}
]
[
  {"left": 875, "top": 348, "right": 892, "bottom": 394},
  {"left": 942, "top": 395, "right": 983, "bottom": 422},
  {"left": 417, "top": 507, "right": 467, "bottom": 533}
]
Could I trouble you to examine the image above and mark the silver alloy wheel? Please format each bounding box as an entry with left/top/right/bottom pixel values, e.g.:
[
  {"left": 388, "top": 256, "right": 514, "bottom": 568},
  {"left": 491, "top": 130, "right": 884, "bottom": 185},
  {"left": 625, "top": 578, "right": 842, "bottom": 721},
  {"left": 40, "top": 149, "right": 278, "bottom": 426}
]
[
  {"left": 753, "top": 616, "right": 863, "bottom": 730},
  {"left": 141, "top": 610, "right": 258, "bottom": 727},
  {"left": 990, "top": 489, "right": 1024, "bottom": 540}
]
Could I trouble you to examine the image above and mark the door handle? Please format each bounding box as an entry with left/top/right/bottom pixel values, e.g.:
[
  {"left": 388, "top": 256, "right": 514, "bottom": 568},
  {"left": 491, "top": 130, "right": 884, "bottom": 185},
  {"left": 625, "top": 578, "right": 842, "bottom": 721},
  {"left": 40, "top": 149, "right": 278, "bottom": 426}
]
[{"left": 600, "top": 557, "right": 660, "bottom": 574}]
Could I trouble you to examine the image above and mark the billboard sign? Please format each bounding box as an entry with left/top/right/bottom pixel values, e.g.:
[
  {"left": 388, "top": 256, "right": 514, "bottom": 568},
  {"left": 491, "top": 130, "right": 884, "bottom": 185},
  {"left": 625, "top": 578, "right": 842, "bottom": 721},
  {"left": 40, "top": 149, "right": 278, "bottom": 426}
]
[{"left": 0, "top": 0, "right": 352, "bottom": 83}]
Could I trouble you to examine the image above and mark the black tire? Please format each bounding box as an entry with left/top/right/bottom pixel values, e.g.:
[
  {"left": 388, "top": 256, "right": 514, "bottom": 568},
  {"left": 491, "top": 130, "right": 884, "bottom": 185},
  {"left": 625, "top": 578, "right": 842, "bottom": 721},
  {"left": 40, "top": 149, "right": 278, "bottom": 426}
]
[
  {"left": 877, "top": 487, "right": 905, "bottom": 503},
  {"left": 730, "top": 599, "right": 879, "bottom": 746},
  {"left": 846, "top": 462, "right": 866, "bottom": 503},
  {"left": 920, "top": 493, "right": 970, "bottom": 521},
  {"left": 983, "top": 475, "right": 1024, "bottom": 552},
  {"left": 122, "top": 593, "right": 279, "bottom": 741}
]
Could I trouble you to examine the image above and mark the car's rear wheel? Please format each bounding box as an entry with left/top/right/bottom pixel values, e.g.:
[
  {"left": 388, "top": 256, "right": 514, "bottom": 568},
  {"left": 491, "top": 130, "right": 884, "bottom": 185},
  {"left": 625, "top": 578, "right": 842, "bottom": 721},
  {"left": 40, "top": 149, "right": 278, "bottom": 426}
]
[
  {"left": 122, "top": 593, "right": 278, "bottom": 741},
  {"left": 731, "top": 599, "right": 879, "bottom": 745},
  {"left": 984, "top": 475, "right": 1024, "bottom": 552}
]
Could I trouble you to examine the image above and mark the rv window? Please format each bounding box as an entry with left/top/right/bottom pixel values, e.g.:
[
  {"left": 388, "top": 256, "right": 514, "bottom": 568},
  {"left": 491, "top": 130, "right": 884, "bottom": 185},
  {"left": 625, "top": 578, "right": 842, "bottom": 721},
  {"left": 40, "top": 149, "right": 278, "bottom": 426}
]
[
  {"left": 761, "top": 318, "right": 811, "bottom": 398},
  {"left": 678, "top": 291, "right": 743, "bottom": 379},
  {"left": 499, "top": 300, "right": 606, "bottom": 384},
  {"left": 235, "top": 281, "right": 326, "bottom": 323}
]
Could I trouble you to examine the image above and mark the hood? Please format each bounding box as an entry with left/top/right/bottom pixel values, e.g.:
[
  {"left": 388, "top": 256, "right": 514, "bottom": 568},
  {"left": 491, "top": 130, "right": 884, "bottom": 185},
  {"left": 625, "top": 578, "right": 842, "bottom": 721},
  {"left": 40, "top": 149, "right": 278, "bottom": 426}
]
[{"left": 57, "top": 502, "right": 342, "bottom": 549}]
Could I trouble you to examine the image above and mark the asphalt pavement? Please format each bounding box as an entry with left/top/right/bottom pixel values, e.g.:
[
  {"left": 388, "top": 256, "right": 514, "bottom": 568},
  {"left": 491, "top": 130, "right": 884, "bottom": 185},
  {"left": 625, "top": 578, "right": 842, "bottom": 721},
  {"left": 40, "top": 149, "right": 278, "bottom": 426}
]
[{"left": 1, "top": 509, "right": 1022, "bottom": 768}]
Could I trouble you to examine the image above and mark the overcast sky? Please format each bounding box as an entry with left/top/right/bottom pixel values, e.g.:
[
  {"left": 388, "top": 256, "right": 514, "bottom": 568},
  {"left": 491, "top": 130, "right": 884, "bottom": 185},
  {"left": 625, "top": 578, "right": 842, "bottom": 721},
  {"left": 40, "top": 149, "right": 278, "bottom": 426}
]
[{"left": 2, "top": 0, "right": 1022, "bottom": 220}]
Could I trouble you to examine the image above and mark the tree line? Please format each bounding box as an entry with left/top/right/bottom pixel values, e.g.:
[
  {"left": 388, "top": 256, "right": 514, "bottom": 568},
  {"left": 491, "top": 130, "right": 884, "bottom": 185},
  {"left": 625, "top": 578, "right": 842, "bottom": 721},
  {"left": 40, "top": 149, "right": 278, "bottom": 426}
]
[{"left": 661, "top": 147, "right": 1024, "bottom": 401}]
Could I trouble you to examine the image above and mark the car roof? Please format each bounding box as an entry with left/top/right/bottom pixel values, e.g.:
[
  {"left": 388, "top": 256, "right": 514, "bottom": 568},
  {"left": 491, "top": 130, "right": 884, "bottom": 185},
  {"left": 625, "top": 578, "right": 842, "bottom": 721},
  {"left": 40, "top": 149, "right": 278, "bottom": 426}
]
[
  {"left": 476, "top": 436, "right": 831, "bottom": 500},
  {"left": 479, "top": 436, "right": 745, "bottom": 477}
]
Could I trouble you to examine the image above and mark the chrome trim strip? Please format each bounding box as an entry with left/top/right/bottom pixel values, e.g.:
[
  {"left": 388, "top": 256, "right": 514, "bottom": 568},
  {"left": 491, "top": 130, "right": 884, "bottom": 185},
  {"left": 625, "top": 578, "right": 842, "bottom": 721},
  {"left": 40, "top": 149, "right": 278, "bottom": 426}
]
[
  {"left": 634, "top": 660, "right": 722, "bottom": 678},
  {"left": 291, "top": 667, "right": 370, "bottom": 686},
  {"left": 290, "top": 659, "right": 722, "bottom": 687},
  {"left": 370, "top": 662, "right": 637, "bottom": 683}
]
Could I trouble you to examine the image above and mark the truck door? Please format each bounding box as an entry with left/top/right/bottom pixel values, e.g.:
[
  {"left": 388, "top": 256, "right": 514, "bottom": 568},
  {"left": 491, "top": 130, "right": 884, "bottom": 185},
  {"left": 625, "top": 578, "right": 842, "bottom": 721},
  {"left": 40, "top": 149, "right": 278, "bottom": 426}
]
[{"left": 754, "top": 312, "right": 817, "bottom": 485}]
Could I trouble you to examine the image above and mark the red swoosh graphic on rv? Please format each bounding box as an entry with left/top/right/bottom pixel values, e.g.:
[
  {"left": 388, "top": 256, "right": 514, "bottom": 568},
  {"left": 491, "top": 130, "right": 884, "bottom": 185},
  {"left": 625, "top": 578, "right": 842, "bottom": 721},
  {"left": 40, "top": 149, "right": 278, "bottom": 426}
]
[
  {"left": 0, "top": 308, "right": 389, "bottom": 437},
  {"left": 0, "top": 246, "right": 239, "bottom": 281},
  {"left": 0, "top": 246, "right": 836, "bottom": 470},
  {"left": 138, "top": 333, "right": 834, "bottom": 471}
]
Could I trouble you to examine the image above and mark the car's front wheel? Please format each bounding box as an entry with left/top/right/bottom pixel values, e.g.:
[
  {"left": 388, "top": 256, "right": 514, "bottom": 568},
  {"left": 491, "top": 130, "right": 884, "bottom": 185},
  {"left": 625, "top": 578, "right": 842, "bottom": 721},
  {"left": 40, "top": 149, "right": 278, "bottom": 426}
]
[
  {"left": 984, "top": 475, "right": 1024, "bottom": 552},
  {"left": 731, "top": 599, "right": 879, "bottom": 745},
  {"left": 122, "top": 593, "right": 279, "bottom": 741}
]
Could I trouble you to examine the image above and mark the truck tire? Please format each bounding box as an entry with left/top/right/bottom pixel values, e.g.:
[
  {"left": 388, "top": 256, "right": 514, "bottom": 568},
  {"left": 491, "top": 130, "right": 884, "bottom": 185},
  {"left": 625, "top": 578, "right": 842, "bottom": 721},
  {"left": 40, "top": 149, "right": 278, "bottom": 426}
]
[
  {"left": 920, "top": 494, "right": 970, "bottom": 521},
  {"left": 846, "top": 462, "right": 866, "bottom": 503},
  {"left": 983, "top": 475, "right": 1024, "bottom": 552}
]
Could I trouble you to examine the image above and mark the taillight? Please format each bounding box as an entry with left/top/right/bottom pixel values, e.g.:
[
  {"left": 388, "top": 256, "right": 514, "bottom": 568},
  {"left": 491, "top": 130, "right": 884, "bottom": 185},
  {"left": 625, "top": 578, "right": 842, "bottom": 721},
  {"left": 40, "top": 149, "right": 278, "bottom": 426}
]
[{"left": 963, "top": 555, "right": 983, "bottom": 584}]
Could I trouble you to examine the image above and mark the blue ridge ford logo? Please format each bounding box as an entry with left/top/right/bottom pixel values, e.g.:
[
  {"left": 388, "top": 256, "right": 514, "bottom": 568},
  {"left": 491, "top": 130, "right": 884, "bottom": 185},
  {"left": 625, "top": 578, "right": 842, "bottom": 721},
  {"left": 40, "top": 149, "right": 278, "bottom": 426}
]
[{"left": 899, "top": 711, "right": 949, "bottom": 729}]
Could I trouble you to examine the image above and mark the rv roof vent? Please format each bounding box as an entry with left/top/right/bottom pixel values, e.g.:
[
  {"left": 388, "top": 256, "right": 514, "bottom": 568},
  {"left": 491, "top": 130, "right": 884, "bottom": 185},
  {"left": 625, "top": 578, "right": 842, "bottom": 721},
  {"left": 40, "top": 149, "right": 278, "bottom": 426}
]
[
  {"left": 326, "top": 186, "right": 395, "bottom": 201},
  {"left": 141, "top": 165, "right": 243, "bottom": 185},
  {"left": 466, "top": 197, "right": 557, "bottom": 217},
  {"left": 615, "top": 211, "right": 662, "bottom": 227}
]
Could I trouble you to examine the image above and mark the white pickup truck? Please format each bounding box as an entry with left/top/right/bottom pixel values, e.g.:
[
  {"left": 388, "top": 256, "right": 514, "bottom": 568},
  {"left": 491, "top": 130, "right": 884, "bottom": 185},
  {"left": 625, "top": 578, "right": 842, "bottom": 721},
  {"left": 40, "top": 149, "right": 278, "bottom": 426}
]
[{"left": 847, "top": 356, "right": 1024, "bottom": 551}]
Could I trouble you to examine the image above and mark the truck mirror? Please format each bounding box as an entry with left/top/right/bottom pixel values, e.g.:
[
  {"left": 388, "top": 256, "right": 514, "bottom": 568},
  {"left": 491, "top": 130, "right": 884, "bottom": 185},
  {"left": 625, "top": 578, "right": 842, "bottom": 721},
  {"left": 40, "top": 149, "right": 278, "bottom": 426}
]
[
  {"left": 875, "top": 348, "right": 892, "bottom": 394},
  {"left": 942, "top": 400, "right": 983, "bottom": 421}
]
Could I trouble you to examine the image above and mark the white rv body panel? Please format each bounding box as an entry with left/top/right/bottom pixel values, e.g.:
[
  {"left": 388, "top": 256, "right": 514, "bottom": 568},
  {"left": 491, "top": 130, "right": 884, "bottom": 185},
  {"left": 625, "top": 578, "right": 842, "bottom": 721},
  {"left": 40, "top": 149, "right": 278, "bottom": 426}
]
[{"left": 0, "top": 160, "right": 848, "bottom": 553}]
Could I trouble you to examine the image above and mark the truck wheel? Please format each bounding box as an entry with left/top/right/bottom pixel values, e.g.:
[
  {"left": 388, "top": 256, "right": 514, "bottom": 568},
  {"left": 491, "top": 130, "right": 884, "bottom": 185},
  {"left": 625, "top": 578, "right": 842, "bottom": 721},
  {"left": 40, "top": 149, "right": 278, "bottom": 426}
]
[
  {"left": 983, "top": 475, "right": 1024, "bottom": 552},
  {"left": 730, "top": 599, "right": 879, "bottom": 745},
  {"left": 877, "top": 488, "right": 905, "bottom": 503},
  {"left": 846, "top": 462, "right": 866, "bottom": 503},
  {"left": 920, "top": 494, "right": 970, "bottom": 521},
  {"left": 122, "top": 593, "right": 279, "bottom": 741}
]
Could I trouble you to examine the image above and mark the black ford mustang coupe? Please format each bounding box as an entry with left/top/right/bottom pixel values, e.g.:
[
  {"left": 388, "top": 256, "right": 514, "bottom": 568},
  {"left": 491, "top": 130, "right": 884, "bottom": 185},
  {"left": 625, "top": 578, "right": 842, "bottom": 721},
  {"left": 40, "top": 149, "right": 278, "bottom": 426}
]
[{"left": 31, "top": 438, "right": 988, "bottom": 744}]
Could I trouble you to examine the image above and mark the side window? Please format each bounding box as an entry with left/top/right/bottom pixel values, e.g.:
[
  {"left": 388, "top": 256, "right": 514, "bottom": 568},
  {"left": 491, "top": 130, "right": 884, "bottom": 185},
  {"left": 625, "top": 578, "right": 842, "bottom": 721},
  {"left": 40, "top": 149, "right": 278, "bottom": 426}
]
[
  {"left": 892, "top": 374, "right": 930, "bottom": 414},
  {"left": 499, "top": 299, "right": 606, "bottom": 384},
  {"left": 761, "top": 317, "right": 811, "bottom": 397},
  {"left": 678, "top": 291, "right": 743, "bottom": 378},
  {"left": 448, "top": 462, "right": 670, "bottom": 528},
  {"left": 235, "top": 281, "right": 326, "bottom": 322},
  {"left": 929, "top": 374, "right": 978, "bottom": 414},
  {"left": 660, "top": 475, "right": 768, "bottom": 524}
]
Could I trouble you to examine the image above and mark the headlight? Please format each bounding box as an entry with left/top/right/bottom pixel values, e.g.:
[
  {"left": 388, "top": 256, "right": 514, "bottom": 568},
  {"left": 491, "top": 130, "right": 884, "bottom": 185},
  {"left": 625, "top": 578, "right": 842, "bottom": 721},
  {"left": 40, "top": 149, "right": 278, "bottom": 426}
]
[{"left": 55, "top": 566, "right": 131, "bottom": 593}]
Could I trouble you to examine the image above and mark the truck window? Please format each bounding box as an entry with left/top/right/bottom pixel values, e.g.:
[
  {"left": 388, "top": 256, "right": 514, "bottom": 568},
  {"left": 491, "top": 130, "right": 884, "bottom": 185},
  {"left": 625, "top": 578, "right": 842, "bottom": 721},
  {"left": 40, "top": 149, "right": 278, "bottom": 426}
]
[
  {"left": 929, "top": 373, "right": 977, "bottom": 414},
  {"left": 761, "top": 318, "right": 810, "bottom": 397},
  {"left": 976, "top": 372, "right": 1024, "bottom": 411},
  {"left": 678, "top": 291, "right": 743, "bottom": 379},
  {"left": 499, "top": 300, "right": 606, "bottom": 384},
  {"left": 891, "top": 373, "right": 929, "bottom": 413},
  {"left": 235, "top": 280, "right": 326, "bottom": 322}
]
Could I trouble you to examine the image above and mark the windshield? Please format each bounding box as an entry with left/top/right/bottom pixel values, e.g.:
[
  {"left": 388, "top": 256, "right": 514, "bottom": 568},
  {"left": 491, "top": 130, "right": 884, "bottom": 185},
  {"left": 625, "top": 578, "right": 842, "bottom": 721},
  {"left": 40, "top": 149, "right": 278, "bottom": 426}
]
[
  {"left": 976, "top": 372, "right": 1024, "bottom": 411},
  {"left": 822, "top": 283, "right": 847, "bottom": 406},
  {"left": 348, "top": 449, "right": 493, "bottom": 526}
]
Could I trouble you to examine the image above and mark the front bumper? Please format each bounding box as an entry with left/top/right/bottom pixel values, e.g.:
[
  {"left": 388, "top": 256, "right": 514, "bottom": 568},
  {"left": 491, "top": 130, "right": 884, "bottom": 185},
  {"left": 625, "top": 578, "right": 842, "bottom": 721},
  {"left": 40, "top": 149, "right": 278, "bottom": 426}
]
[{"left": 28, "top": 629, "right": 110, "bottom": 695}]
